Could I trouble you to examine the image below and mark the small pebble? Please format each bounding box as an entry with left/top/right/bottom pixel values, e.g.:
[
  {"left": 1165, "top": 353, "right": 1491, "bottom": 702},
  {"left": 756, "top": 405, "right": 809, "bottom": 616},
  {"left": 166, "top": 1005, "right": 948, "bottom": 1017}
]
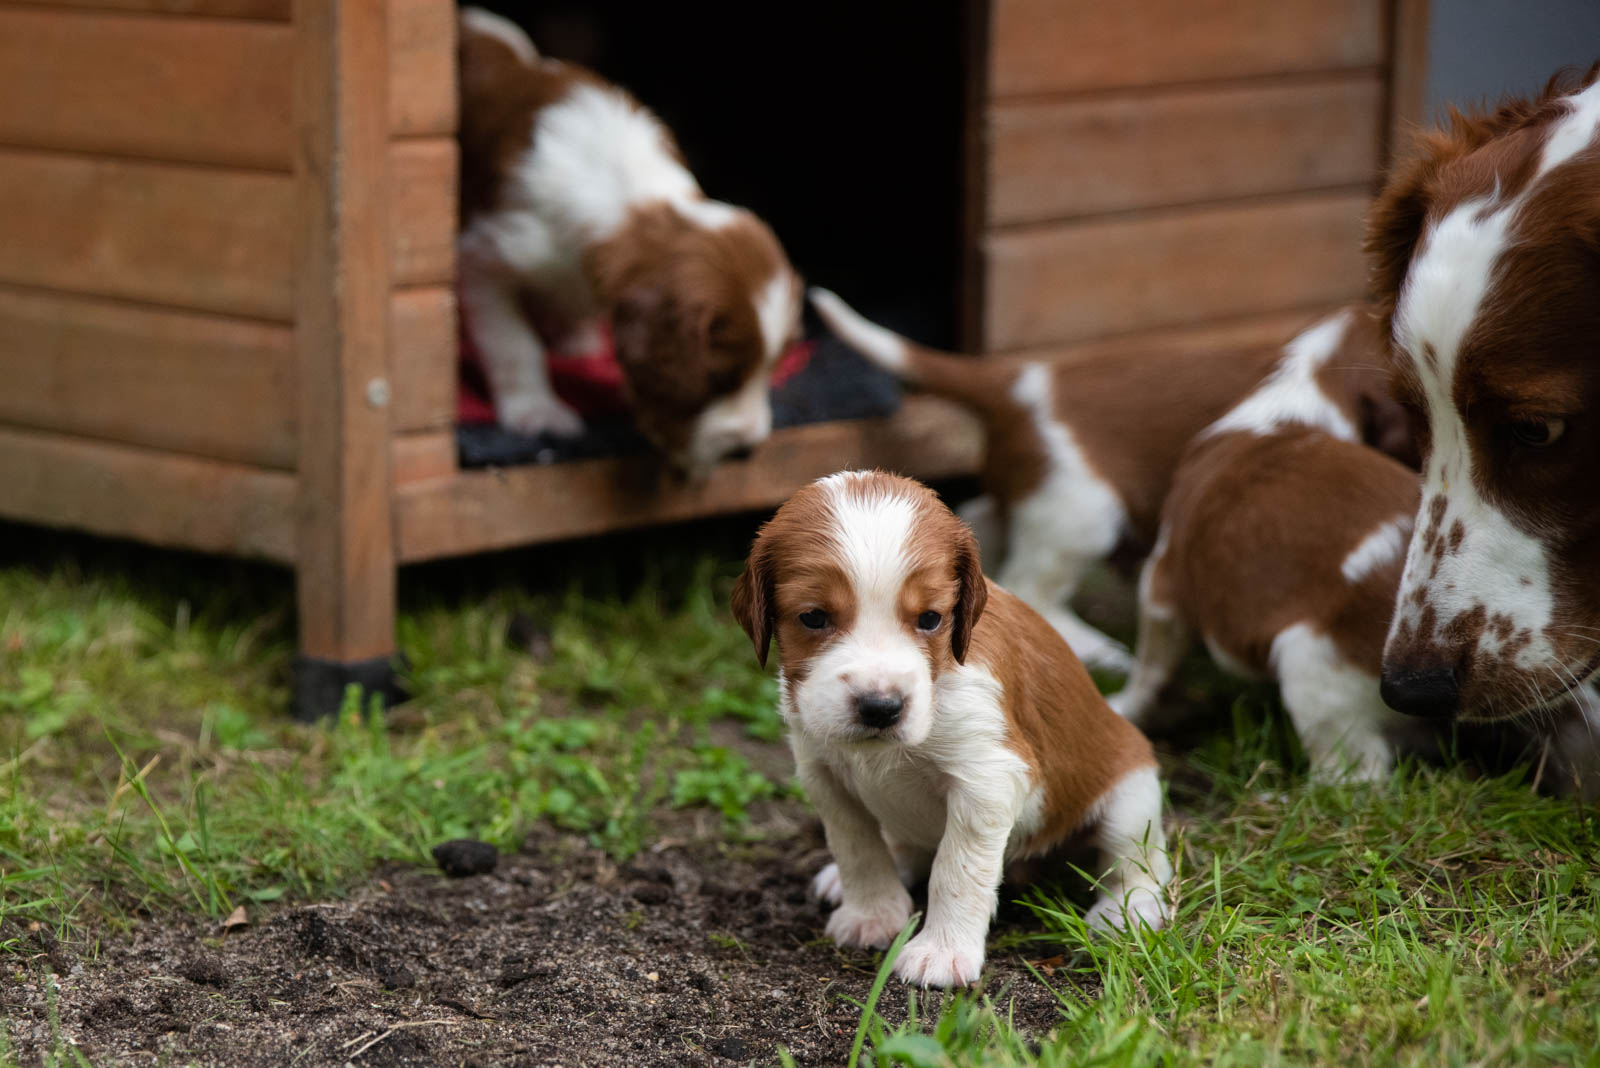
[{"left": 432, "top": 839, "right": 499, "bottom": 878}]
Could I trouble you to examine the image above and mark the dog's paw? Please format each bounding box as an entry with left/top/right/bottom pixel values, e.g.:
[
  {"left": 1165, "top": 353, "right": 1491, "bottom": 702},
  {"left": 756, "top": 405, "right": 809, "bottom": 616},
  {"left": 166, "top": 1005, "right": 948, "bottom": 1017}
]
[
  {"left": 497, "top": 392, "right": 585, "bottom": 439},
  {"left": 1081, "top": 640, "right": 1134, "bottom": 675},
  {"left": 824, "top": 892, "right": 912, "bottom": 950},
  {"left": 1104, "top": 688, "right": 1146, "bottom": 722},
  {"left": 893, "top": 932, "right": 984, "bottom": 988},
  {"left": 1085, "top": 886, "right": 1169, "bottom": 935},
  {"left": 554, "top": 319, "right": 607, "bottom": 356},
  {"left": 810, "top": 863, "right": 844, "bottom": 907}
]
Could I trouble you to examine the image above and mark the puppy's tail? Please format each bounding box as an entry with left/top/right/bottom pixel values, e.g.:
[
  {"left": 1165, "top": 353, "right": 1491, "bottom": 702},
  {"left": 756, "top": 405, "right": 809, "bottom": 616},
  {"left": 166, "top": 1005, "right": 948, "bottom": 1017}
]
[
  {"left": 460, "top": 7, "right": 539, "bottom": 65},
  {"left": 808, "top": 288, "right": 1019, "bottom": 416}
]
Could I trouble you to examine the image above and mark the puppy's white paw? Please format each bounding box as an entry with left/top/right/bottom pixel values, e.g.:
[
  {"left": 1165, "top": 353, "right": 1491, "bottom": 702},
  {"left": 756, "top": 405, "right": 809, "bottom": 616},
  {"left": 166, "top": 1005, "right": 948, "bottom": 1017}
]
[
  {"left": 1081, "top": 641, "right": 1134, "bottom": 675},
  {"left": 554, "top": 319, "right": 607, "bottom": 356},
  {"left": 824, "top": 891, "right": 912, "bottom": 950},
  {"left": 1104, "top": 688, "right": 1141, "bottom": 721},
  {"left": 1085, "top": 887, "right": 1169, "bottom": 935},
  {"left": 497, "top": 392, "right": 585, "bottom": 439},
  {"left": 893, "top": 931, "right": 985, "bottom": 988},
  {"left": 810, "top": 862, "right": 843, "bottom": 907}
]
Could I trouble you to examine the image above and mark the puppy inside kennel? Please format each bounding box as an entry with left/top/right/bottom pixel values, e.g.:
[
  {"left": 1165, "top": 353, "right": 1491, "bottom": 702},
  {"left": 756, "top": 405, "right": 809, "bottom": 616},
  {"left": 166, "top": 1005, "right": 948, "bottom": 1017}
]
[{"left": 453, "top": 0, "right": 969, "bottom": 469}]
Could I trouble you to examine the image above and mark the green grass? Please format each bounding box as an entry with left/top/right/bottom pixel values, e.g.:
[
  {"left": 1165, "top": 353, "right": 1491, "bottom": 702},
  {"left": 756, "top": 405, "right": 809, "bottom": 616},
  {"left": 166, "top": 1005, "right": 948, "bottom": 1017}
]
[
  {"left": 3, "top": 523, "right": 1599, "bottom": 1065},
  {"left": 0, "top": 524, "right": 789, "bottom": 948}
]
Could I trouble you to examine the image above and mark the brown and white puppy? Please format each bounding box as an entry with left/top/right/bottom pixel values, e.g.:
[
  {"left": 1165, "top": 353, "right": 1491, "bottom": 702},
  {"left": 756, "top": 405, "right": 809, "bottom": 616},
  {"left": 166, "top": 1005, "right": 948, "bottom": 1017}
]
[
  {"left": 1367, "top": 64, "right": 1600, "bottom": 723},
  {"left": 1109, "top": 310, "right": 1420, "bottom": 781},
  {"left": 457, "top": 9, "right": 802, "bottom": 476},
  {"left": 809, "top": 289, "right": 1411, "bottom": 674},
  {"left": 732, "top": 471, "right": 1171, "bottom": 987}
]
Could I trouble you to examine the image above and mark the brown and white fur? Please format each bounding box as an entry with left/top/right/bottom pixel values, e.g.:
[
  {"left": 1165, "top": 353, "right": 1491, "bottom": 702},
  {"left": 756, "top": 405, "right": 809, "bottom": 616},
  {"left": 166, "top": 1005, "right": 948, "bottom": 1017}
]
[
  {"left": 1109, "top": 310, "right": 1420, "bottom": 782},
  {"left": 457, "top": 9, "right": 801, "bottom": 477},
  {"left": 732, "top": 471, "right": 1171, "bottom": 987},
  {"left": 1367, "top": 64, "right": 1600, "bottom": 724},
  {"left": 811, "top": 289, "right": 1317, "bottom": 672}
]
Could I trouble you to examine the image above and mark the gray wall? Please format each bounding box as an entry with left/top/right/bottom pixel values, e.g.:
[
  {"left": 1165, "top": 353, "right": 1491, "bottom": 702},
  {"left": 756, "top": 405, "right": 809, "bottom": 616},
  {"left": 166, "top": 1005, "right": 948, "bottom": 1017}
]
[{"left": 1425, "top": 0, "right": 1600, "bottom": 117}]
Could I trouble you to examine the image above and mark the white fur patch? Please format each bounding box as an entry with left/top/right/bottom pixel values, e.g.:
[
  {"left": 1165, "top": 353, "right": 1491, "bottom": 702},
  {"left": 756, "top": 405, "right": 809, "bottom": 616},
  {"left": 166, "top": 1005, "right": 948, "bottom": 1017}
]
[
  {"left": 460, "top": 7, "right": 537, "bottom": 64},
  {"left": 1081, "top": 765, "right": 1171, "bottom": 933},
  {"left": 1271, "top": 623, "right": 1396, "bottom": 782},
  {"left": 672, "top": 197, "right": 740, "bottom": 231},
  {"left": 1341, "top": 515, "right": 1413, "bottom": 584},
  {"left": 684, "top": 372, "right": 772, "bottom": 475},
  {"left": 787, "top": 475, "right": 933, "bottom": 746},
  {"left": 1204, "top": 309, "right": 1358, "bottom": 441},
  {"left": 1389, "top": 191, "right": 1559, "bottom": 682},
  {"left": 754, "top": 271, "right": 799, "bottom": 362},
  {"left": 1539, "top": 79, "right": 1600, "bottom": 179},
  {"left": 807, "top": 287, "right": 910, "bottom": 374},
  {"left": 517, "top": 84, "right": 700, "bottom": 243},
  {"left": 994, "top": 364, "right": 1131, "bottom": 670}
]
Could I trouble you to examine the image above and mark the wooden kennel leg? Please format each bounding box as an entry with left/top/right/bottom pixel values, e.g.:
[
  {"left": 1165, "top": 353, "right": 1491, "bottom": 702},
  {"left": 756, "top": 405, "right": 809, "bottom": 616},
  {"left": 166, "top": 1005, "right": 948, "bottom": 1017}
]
[{"left": 290, "top": 0, "right": 402, "bottom": 721}]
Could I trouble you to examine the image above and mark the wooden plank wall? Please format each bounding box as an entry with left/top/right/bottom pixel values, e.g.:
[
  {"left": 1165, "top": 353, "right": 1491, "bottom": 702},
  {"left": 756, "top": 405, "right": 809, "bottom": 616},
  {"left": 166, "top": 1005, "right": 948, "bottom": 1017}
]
[
  {"left": 974, "top": 0, "right": 1393, "bottom": 353},
  {"left": 0, "top": 0, "right": 459, "bottom": 558}
]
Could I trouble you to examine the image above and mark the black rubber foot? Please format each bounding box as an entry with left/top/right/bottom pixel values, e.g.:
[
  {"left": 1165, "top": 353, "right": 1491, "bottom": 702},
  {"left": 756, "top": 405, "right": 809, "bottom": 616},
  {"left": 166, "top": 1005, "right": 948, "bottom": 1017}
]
[{"left": 292, "top": 654, "right": 410, "bottom": 723}]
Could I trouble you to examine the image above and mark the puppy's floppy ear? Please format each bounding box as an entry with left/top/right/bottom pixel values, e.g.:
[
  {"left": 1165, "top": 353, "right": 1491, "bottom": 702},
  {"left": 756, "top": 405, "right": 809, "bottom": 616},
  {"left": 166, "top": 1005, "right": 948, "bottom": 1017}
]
[
  {"left": 731, "top": 539, "right": 775, "bottom": 668},
  {"left": 950, "top": 525, "right": 989, "bottom": 665}
]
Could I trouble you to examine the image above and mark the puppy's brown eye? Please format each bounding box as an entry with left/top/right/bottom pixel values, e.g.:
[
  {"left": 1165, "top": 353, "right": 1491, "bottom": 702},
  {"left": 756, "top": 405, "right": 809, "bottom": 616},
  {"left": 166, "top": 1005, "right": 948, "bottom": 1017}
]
[
  {"left": 1509, "top": 418, "right": 1566, "bottom": 448},
  {"left": 799, "top": 609, "right": 829, "bottom": 630},
  {"left": 916, "top": 611, "right": 941, "bottom": 633}
]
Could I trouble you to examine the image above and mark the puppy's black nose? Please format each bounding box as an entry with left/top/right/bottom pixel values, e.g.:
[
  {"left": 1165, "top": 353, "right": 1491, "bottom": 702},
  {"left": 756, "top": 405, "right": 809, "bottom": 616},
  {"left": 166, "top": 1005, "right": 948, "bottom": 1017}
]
[
  {"left": 1380, "top": 666, "right": 1460, "bottom": 718},
  {"left": 854, "top": 692, "right": 904, "bottom": 729},
  {"left": 724, "top": 444, "right": 756, "bottom": 462}
]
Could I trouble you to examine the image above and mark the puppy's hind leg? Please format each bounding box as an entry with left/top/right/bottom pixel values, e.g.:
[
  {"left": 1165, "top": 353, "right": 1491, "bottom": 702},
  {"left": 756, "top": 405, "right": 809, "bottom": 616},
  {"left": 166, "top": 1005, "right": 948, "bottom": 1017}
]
[
  {"left": 1106, "top": 549, "right": 1190, "bottom": 724},
  {"left": 1083, "top": 765, "right": 1172, "bottom": 934},
  {"left": 999, "top": 480, "right": 1131, "bottom": 672}
]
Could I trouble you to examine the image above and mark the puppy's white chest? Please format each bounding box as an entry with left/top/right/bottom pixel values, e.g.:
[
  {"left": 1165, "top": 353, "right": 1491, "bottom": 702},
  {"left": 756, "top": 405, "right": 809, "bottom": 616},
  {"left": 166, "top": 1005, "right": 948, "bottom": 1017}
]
[{"left": 832, "top": 752, "right": 952, "bottom": 854}]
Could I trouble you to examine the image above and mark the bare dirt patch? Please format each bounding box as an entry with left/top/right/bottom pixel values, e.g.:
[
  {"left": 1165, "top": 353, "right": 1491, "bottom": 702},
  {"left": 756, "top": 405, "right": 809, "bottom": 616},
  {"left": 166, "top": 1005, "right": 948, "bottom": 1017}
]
[{"left": 5, "top": 807, "right": 1072, "bottom": 1066}]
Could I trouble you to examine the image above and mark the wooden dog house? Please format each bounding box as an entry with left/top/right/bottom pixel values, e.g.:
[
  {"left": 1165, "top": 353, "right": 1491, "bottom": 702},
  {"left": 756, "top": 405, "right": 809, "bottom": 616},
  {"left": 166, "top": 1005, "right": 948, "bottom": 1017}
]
[{"left": 0, "top": 0, "right": 1427, "bottom": 716}]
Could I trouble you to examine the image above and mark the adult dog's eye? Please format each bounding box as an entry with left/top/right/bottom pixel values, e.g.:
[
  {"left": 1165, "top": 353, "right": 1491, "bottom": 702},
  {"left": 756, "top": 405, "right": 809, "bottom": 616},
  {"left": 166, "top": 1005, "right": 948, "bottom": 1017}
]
[
  {"left": 1509, "top": 417, "right": 1566, "bottom": 448},
  {"left": 916, "top": 611, "right": 941, "bottom": 633},
  {"left": 799, "top": 609, "right": 829, "bottom": 630}
]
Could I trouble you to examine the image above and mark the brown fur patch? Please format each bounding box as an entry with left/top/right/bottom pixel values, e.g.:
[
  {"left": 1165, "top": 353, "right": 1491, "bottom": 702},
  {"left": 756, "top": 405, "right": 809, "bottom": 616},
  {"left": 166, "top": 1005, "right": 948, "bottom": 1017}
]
[{"left": 1154, "top": 428, "right": 1420, "bottom": 675}]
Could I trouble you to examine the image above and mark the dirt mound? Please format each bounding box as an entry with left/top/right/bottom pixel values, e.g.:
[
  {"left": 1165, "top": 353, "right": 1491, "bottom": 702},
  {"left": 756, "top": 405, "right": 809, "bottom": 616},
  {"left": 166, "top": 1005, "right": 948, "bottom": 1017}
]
[{"left": 5, "top": 811, "right": 1071, "bottom": 1066}]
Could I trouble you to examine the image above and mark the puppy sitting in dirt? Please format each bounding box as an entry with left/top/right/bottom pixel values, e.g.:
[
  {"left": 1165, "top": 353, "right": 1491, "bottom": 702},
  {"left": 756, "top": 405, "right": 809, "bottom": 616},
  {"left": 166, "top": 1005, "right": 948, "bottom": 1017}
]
[{"left": 731, "top": 471, "right": 1171, "bottom": 987}]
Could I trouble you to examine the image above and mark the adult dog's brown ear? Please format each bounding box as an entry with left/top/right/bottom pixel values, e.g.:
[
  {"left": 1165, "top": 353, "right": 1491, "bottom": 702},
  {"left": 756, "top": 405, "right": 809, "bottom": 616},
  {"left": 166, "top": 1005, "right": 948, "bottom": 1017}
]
[
  {"left": 950, "top": 526, "right": 989, "bottom": 665},
  {"left": 731, "top": 540, "right": 774, "bottom": 667},
  {"left": 1365, "top": 155, "right": 1434, "bottom": 323}
]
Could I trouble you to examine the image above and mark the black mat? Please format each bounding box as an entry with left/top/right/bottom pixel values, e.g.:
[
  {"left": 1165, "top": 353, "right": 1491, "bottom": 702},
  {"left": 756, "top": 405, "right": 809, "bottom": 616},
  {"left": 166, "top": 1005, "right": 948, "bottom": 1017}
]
[{"left": 455, "top": 332, "right": 905, "bottom": 469}]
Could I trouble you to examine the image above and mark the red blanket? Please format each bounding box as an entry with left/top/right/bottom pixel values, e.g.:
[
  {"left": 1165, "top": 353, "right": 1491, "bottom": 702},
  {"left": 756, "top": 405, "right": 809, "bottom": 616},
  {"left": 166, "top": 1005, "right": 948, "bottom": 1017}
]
[{"left": 457, "top": 315, "right": 814, "bottom": 427}]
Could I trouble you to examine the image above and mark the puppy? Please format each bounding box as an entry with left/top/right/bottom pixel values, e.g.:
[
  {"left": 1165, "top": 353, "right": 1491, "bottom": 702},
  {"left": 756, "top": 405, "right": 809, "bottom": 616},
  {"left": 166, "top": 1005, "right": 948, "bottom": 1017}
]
[
  {"left": 733, "top": 471, "right": 1171, "bottom": 987},
  {"left": 809, "top": 288, "right": 1294, "bottom": 671},
  {"left": 457, "top": 9, "right": 802, "bottom": 477},
  {"left": 1109, "top": 310, "right": 1424, "bottom": 781}
]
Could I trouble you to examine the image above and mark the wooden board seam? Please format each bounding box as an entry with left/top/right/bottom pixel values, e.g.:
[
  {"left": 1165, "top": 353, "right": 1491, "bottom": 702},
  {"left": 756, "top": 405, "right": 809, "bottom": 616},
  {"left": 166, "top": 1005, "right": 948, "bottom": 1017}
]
[
  {"left": 988, "top": 64, "right": 1387, "bottom": 106},
  {"left": 986, "top": 181, "right": 1377, "bottom": 235},
  {"left": 0, "top": 1, "right": 289, "bottom": 22}
]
